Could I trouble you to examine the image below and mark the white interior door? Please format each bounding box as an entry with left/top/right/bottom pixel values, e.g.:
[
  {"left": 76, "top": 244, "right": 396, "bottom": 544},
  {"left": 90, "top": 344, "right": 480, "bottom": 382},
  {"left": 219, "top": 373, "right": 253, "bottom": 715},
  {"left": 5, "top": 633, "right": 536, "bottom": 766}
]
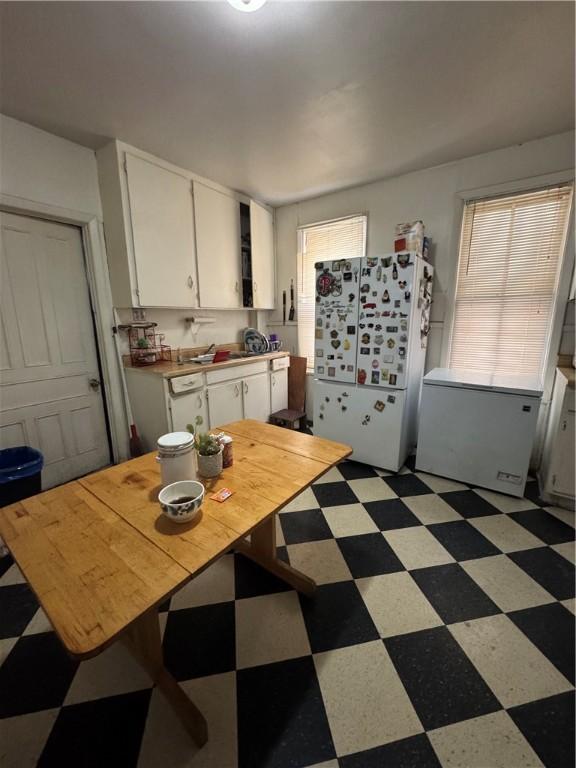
[
  {"left": 243, "top": 372, "right": 271, "bottom": 422},
  {"left": 194, "top": 182, "right": 242, "bottom": 308},
  {"left": 0, "top": 212, "right": 110, "bottom": 488},
  {"left": 207, "top": 380, "right": 243, "bottom": 429},
  {"left": 250, "top": 201, "right": 275, "bottom": 309},
  {"left": 125, "top": 153, "right": 198, "bottom": 307}
]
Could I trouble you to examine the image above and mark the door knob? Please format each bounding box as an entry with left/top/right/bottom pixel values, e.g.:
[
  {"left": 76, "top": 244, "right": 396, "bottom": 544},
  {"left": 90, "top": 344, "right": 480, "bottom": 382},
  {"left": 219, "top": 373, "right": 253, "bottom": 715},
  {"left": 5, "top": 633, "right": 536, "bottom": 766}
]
[{"left": 89, "top": 378, "right": 101, "bottom": 391}]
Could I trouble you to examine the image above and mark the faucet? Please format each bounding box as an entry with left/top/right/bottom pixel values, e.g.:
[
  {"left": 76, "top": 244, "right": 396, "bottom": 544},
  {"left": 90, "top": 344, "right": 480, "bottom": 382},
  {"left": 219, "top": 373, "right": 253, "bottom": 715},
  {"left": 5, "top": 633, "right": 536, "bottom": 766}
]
[{"left": 206, "top": 343, "right": 216, "bottom": 354}]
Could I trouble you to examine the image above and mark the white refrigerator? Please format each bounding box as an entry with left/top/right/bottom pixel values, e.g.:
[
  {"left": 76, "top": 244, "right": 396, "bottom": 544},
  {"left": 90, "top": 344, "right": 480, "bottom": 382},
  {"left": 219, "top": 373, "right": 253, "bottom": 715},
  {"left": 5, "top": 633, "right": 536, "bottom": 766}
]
[
  {"left": 416, "top": 368, "right": 543, "bottom": 497},
  {"left": 312, "top": 253, "right": 433, "bottom": 471}
]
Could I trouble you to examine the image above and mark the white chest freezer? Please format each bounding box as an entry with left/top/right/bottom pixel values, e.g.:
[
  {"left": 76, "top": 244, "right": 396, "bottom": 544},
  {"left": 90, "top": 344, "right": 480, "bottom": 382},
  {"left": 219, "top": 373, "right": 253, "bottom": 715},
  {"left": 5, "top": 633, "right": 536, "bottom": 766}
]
[{"left": 415, "top": 368, "right": 543, "bottom": 497}]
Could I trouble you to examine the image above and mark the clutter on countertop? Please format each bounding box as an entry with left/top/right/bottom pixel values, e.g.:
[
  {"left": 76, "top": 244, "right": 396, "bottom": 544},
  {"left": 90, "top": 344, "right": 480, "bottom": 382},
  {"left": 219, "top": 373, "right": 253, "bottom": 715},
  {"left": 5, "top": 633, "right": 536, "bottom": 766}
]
[
  {"left": 210, "top": 487, "right": 233, "bottom": 502},
  {"left": 156, "top": 431, "right": 197, "bottom": 487},
  {"left": 122, "top": 342, "right": 288, "bottom": 378},
  {"left": 118, "top": 322, "right": 172, "bottom": 366},
  {"left": 215, "top": 433, "right": 234, "bottom": 468},
  {"left": 158, "top": 480, "right": 204, "bottom": 524},
  {"left": 195, "top": 432, "right": 224, "bottom": 478}
]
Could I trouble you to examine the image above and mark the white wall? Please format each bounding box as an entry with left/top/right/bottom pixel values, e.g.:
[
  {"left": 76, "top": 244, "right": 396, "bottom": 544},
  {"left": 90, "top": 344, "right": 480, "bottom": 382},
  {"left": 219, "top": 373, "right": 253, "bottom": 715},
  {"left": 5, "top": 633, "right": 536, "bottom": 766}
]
[
  {"left": 116, "top": 308, "right": 252, "bottom": 354},
  {"left": 0, "top": 114, "right": 103, "bottom": 216},
  {"left": 271, "top": 130, "right": 575, "bottom": 369},
  {"left": 0, "top": 115, "right": 254, "bottom": 350},
  {"left": 271, "top": 130, "right": 575, "bottom": 422}
]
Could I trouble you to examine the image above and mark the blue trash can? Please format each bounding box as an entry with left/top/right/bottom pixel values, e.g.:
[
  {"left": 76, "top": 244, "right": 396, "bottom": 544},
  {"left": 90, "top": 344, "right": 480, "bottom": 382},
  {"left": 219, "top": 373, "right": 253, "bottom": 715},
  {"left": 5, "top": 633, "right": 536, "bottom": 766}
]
[{"left": 0, "top": 447, "right": 44, "bottom": 507}]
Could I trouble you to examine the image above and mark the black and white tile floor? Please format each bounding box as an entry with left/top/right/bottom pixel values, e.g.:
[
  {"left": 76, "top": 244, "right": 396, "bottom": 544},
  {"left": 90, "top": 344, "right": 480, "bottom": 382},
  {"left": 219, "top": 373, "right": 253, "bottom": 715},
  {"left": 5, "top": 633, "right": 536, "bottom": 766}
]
[{"left": 0, "top": 460, "right": 574, "bottom": 767}]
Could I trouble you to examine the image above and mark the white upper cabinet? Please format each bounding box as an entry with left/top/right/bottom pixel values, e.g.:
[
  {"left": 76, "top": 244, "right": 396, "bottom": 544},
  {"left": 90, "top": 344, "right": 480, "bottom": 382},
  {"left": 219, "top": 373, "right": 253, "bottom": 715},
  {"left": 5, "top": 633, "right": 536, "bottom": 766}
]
[
  {"left": 125, "top": 154, "right": 198, "bottom": 308},
  {"left": 194, "top": 182, "right": 242, "bottom": 309},
  {"left": 97, "top": 140, "right": 275, "bottom": 310},
  {"left": 250, "top": 201, "right": 275, "bottom": 309}
]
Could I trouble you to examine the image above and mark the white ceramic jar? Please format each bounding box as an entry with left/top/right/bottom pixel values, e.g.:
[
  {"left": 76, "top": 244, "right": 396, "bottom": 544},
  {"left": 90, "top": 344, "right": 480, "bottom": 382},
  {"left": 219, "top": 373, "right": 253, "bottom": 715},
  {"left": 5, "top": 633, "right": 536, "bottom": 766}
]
[{"left": 156, "top": 432, "right": 197, "bottom": 487}]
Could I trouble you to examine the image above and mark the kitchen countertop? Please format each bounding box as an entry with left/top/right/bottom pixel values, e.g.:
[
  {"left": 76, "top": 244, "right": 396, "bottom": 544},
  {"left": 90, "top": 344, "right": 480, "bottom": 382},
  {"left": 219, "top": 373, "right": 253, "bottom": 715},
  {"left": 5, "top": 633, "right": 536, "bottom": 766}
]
[{"left": 124, "top": 350, "right": 289, "bottom": 379}]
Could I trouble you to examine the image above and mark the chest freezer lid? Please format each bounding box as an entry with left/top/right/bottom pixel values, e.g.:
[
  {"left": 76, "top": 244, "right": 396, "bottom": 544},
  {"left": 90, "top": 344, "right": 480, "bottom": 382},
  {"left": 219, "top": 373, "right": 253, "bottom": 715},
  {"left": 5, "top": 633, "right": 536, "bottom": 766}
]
[{"left": 423, "top": 368, "right": 543, "bottom": 397}]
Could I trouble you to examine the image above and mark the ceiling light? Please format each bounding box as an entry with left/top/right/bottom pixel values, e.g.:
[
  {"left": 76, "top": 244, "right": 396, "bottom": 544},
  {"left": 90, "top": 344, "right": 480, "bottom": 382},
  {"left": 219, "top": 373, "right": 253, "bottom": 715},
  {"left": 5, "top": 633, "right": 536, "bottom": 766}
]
[{"left": 227, "top": 0, "right": 267, "bottom": 12}]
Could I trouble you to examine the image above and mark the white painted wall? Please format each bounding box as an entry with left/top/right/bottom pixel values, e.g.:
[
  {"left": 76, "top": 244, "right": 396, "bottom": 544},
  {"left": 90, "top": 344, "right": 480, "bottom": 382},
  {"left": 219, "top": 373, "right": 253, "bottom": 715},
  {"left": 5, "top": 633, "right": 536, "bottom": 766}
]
[
  {"left": 0, "top": 114, "right": 103, "bottom": 216},
  {"left": 1, "top": 115, "right": 254, "bottom": 352},
  {"left": 271, "top": 130, "right": 575, "bottom": 422},
  {"left": 272, "top": 130, "right": 575, "bottom": 363},
  {"left": 116, "top": 308, "right": 253, "bottom": 354}
]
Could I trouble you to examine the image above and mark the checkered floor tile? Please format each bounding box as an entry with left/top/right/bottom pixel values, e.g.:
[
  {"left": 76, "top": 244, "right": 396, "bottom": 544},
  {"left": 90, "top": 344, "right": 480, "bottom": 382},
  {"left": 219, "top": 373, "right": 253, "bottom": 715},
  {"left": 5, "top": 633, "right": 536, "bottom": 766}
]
[{"left": 0, "top": 464, "right": 574, "bottom": 767}]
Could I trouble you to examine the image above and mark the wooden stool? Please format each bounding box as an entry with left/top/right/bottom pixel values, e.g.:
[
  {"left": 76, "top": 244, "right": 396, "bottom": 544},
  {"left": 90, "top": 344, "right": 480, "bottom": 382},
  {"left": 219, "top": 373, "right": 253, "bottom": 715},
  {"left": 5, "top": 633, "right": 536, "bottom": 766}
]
[
  {"left": 269, "top": 355, "right": 308, "bottom": 431},
  {"left": 269, "top": 408, "right": 307, "bottom": 430}
]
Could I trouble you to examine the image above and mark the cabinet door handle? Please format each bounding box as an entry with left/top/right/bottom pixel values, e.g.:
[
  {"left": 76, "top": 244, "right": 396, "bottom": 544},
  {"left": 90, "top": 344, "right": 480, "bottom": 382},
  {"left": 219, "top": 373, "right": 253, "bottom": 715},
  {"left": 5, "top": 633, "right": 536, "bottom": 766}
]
[
  {"left": 234, "top": 384, "right": 240, "bottom": 397},
  {"left": 244, "top": 382, "right": 249, "bottom": 394},
  {"left": 187, "top": 275, "right": 194, "bottom": 288},
  {"left": 235, "top": 281, "right": 239, "bottom": 293},
  {"left": 253, "top": 281, "right": 258, "bottom": 292},
  {"left": 197, "top": 395, "right": 203, "bottom": 408}
]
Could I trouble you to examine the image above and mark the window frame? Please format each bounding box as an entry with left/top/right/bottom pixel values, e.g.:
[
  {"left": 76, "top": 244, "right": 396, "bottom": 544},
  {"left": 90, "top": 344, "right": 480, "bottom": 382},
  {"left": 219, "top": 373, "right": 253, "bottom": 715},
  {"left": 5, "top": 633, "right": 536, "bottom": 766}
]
[
  {"left": 441, "top": 171, "right": 575, "bottom": 400},
  {"left": 297, "top": 213, "right": 367, "bottom": 371}
]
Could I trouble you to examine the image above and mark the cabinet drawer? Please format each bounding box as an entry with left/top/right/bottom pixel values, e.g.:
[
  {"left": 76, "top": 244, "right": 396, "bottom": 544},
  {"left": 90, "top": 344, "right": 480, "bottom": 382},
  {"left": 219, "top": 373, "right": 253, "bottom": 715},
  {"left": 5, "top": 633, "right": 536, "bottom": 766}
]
[
  {"left": 170, "top": 373, "right": 205, "bottom": 394},
  {"left": 271, "top": 356, "right": 290, "bottom": 371},
  {"left": 205, "top": 360, "right": 268, "bottom": 385}
]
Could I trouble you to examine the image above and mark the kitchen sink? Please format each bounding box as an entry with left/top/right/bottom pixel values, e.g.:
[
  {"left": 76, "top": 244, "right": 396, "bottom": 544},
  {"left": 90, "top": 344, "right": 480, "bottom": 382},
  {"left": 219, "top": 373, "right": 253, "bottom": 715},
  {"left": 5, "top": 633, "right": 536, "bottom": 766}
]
[{"left": 183, "top": 350, "right": 260, "bottom": 364}]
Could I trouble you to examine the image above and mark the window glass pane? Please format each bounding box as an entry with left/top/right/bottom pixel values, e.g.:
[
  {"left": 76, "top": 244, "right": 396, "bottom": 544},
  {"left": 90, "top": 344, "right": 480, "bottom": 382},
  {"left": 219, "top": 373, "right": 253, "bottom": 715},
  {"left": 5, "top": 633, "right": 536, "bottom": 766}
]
[
  {"left": 297, "top": 215, "right": 367, "bottom": 369},
  {"left": 449, "top": 185, "right": 573, "bottom": 378}
]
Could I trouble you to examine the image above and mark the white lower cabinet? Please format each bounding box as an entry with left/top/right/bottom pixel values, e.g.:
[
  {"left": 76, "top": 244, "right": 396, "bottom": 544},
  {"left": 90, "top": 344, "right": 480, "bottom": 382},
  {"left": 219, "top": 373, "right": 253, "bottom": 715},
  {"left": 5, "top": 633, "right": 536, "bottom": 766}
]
[
  {"left": 170, "top": 389, "right": 209, "bottom": 433},
  {"left": 270, "top": 368, "right": 288, "bottom": 413},
  {"left": 550, "top": 410, "right": 575, "bottom": 497},
  {"left": 125, "top": 356, "right": 290, "bottom": 449},
  {"left": 243, "top": 372, "right": 271, "bottom": 422},
  {"left": 540, "top": 369, "right": 575, "bottom": 507},
  {"left": 208, "top": 372, "right": 271, "bottom": 428},
  {"left": 207, "top": 380, "right": 244, "bottom": 428}
]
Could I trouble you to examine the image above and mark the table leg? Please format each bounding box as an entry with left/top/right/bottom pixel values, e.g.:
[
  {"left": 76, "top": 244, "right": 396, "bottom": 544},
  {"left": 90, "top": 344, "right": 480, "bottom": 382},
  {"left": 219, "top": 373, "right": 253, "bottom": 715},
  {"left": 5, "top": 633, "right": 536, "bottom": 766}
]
[
  {"left": 123, "top": 608, "right": 208, "bottom": 748},
  {"left": 236, "top": 514, "right": 316, "bottom": 596}
]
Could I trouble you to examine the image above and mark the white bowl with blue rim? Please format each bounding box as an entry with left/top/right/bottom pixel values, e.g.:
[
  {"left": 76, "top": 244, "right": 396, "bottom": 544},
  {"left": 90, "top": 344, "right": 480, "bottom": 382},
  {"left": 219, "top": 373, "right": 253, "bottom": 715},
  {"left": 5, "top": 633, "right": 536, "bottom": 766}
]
[{"left": 158, "top": 480, "right": 204, "bottom": 524}]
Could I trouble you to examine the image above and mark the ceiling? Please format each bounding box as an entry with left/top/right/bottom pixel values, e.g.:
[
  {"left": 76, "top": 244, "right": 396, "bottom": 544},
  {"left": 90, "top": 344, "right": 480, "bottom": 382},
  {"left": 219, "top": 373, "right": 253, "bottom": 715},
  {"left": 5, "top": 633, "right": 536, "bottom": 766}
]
[{"left": 0, "top": 1, "right": 574, "bottom": 205}]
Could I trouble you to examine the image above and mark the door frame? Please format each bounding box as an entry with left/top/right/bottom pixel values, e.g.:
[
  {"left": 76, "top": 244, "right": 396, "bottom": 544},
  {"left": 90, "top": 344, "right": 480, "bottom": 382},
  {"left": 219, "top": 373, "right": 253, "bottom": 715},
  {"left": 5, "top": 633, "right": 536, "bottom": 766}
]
[{"left": 1, "top": 192, "right": 130, "bottom": 463}]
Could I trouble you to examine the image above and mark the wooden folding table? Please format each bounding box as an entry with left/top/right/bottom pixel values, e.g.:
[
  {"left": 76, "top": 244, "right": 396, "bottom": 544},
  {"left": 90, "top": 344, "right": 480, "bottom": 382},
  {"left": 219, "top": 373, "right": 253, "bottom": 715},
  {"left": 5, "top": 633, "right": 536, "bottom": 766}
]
[{"left": 0, "top": 420, "right": 350, "bottom": 747}]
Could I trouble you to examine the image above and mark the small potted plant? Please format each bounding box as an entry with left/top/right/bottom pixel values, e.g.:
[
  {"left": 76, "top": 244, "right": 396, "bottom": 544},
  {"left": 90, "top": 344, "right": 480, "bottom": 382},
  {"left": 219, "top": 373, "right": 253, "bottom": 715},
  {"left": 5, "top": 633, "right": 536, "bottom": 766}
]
[{"left": 195, "top": 432, "right": 223, "bottom": 478}]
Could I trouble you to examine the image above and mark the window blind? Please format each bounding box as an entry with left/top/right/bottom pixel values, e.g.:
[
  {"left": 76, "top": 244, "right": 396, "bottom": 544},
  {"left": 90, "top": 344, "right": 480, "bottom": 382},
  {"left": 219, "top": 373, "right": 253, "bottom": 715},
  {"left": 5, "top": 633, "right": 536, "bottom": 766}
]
[
  {"left": 297, "top": 215, "right": 367, "bottom": 369},
  {"left": 449, "top": 185, "right": 573, "bottom": 378}
]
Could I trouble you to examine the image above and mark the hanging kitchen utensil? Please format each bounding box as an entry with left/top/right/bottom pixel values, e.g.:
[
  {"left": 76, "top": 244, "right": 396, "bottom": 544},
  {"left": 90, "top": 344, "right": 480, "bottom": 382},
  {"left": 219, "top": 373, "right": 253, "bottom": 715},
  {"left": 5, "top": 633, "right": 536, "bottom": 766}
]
[{"left": 289, "top": 279, "right": 295, "bottom": 321}]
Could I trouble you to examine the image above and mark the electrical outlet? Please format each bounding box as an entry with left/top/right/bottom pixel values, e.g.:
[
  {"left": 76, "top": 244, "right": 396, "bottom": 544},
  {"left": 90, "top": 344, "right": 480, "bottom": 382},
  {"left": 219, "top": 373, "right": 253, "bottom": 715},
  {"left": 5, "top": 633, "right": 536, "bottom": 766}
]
[{"left": 132, "top": 308, "right": 146, "bottom": 322}]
